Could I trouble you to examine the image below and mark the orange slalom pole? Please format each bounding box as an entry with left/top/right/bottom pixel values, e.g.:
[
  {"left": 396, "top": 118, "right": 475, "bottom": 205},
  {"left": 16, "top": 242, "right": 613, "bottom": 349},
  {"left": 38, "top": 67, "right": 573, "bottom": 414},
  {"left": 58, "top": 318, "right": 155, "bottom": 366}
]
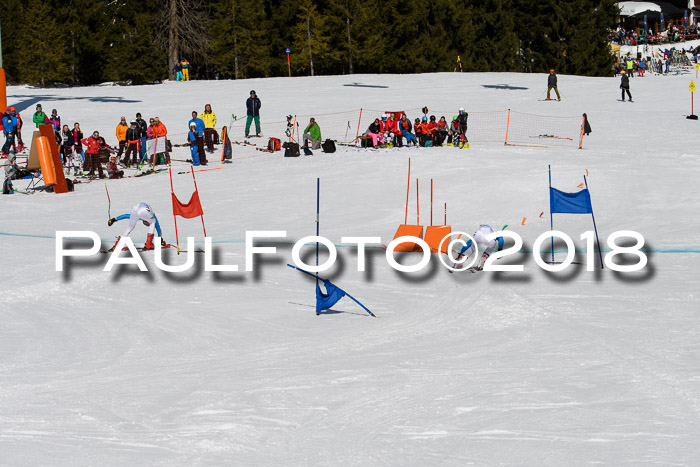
[
  {"left": 354, "top": 108, "right": 363, "bottom": 148},
  {"left": 168, "top": 161, "right": 181, "bottom": 254},
  {"left": 578, "top": 114, "right": 585, "bottom": 149},
  {"left": 504, "top": 109, "right": 511, "bottom": 145},
  {"left": 191, "top": 166, "right": 207, "bottom": 237},
  {"left": 404, "top": 157, "right": 411, "bottom": 224},
  {"left": 0, "top": 69, "right": 6, "bottom": 113}
]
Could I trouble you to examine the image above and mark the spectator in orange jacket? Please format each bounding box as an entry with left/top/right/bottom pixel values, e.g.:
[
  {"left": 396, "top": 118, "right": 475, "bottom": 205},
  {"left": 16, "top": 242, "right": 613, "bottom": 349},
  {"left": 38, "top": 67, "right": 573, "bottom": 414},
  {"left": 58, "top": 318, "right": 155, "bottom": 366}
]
[
  {"left": 115, "top": 116, "right": 128, "bottom": 161},
  {"left": 150, "top": 117, "right": 169, "bottom": 165},
  {"left": 418, "top": 116, "right": 432, "bottom": 147}
]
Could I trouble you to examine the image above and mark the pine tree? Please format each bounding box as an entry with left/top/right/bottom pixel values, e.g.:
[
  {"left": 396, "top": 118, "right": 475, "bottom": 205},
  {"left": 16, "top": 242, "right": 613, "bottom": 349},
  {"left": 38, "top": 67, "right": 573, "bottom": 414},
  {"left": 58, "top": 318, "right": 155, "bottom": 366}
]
[
  {"left": 14, "top": 0, "right": 69, "bottom": 87},
  {"left": 104, "top": 0, "right": 166, "bottom": 84},
  {"left": 210, "top": 0, "right": 272, "bottom": 79},
  {"left": 291, "top": 0, "right": 334, "bottom": 76}
]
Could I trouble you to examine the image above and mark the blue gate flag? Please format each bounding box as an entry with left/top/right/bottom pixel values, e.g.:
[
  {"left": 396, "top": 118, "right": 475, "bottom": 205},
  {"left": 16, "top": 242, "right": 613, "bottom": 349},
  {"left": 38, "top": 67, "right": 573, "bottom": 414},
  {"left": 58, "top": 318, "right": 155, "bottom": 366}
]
[
  {"left": 550, "top": 187, "right": 592, "bottom": 214},
  {"left": 316, "top": 279, "right": 346, "bottom": 314}
]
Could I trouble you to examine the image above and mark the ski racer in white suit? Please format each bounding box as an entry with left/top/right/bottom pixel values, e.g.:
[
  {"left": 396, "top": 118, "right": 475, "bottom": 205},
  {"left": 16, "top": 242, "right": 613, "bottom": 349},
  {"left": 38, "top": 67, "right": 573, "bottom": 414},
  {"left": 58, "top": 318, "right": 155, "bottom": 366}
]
[
  {"left": 457, "top": 224, "right": 504, "bottom": 269},
  {"left": 107, "top": 202, "right": 166, "bottom": 251}
]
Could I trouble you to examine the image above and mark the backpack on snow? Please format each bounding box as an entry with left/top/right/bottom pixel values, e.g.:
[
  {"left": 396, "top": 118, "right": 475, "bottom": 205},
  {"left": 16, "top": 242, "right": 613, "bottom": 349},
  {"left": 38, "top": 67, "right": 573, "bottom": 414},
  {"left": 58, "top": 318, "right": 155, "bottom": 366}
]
[
  {"left": 321, "top": 139, "right": 336, "bottom": 153},
  {"left": 283, "top": 141, "right": 300, "bottom": 157},
  {"left": 267, "top": 137, "right": 281, "bottom": 152}
]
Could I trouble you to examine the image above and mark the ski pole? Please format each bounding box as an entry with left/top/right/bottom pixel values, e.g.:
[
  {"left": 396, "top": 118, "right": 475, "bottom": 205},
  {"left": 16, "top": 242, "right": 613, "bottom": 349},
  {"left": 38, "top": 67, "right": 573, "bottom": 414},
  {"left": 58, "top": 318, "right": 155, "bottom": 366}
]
[{"left": 105, "top": 183, "right": 111, "bottom": 220}]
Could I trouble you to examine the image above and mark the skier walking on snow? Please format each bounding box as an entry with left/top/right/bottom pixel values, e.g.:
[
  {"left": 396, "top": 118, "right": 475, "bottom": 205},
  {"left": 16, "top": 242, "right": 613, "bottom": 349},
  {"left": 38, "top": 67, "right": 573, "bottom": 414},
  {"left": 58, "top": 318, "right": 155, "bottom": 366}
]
[
  {"left": 620, "top": 71, "right": 632, "bottom": 102},
  {"left": 107, "top": 202, "right": 167, "bottom": 251}
]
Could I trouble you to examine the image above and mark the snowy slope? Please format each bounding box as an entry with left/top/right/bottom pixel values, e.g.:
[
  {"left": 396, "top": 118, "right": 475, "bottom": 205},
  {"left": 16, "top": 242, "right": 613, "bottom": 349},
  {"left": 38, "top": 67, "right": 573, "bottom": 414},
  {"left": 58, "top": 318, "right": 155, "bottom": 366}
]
[{"left": 1, "top": 72, "right": 700, "bottom": 465}]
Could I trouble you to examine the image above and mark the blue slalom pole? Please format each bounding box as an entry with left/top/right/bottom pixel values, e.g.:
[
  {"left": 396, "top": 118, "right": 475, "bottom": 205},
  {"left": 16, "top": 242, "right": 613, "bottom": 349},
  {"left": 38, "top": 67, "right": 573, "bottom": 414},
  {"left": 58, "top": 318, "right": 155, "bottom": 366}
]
[
  {"left": 316, "top": 178, "right": 320, "bottom": 281},
  {"left": 549, "top": 165, "right": 554, "bottom": 264},
  {"left": 584, "top": 176, "right": 604, "bottom": 269}
]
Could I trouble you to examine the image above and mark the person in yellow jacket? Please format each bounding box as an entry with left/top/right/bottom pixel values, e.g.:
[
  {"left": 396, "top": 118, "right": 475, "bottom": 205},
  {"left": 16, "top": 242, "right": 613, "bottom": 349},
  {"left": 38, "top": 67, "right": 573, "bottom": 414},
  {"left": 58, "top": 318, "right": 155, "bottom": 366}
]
[
  {"left": 115, "top": 116, "right": 129, "bottom": 162},
  {"left": 625, "top": 57, "right": 634, "bottom": 77},
  {"left": 180, "top": 59, "right": 190, "bottom": 80},
  {"left": 199, "top": 104, "right": 219, "bottom": 152}
]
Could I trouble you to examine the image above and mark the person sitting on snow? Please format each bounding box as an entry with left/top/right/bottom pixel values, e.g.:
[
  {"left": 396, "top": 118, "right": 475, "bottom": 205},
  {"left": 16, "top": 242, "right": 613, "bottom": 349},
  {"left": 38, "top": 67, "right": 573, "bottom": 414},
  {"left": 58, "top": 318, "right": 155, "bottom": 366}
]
[
  {"left": 107, "top": 156, "right": 124, "bottom": 179},
  {"left": 365, "top": 118, "right": 384, "bottom": 147},
  {"left": 302, "top": 117, "right": 322, "bottom": 150},
  {"left": 398, "top": 114, "right": 417, "bottom": 146},
  {"left": 434, "top": 116, "right": 449, "bottom": 146},
  {"left": 455, "top": 224, "right": 505, "bottom": 271},
  {"left": 107, "top": 202, "right": 167, "bottom": 251}
]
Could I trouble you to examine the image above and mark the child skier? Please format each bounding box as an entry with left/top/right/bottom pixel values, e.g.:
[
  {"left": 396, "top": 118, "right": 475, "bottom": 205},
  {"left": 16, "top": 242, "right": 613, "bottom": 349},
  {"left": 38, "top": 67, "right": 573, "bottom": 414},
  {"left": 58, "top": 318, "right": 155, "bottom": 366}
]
[
  {"left": 107, "top": 202, "right": 167, "bottom": 251},
  {"left": 188, "top": 122, "right": 200, "bottom": 165}
]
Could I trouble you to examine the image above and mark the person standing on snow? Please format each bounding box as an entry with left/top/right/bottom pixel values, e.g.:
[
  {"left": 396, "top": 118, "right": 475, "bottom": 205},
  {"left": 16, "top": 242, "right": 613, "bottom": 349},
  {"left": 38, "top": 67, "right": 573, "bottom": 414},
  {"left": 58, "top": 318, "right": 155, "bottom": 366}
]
[
  {"left": 620, "top": 71, "right": 632, "bottom": 101},
  {"left": 124, "top": 121, "right": 140, "bottom": 167},
  {"left": 48, "top": 109, "right": 61, "bottom": 131},
  {"left": 199, "top": 104, "right": 218, "bottom": 152},
  {"left": 245, "top": 90, "right": 262, "bottom": 138},
  {"left": 107, "top": 202, "right": 167, "bottom": 252},
  {"left": 454, "top": 224, "right": 505, "bottom": 271},
  {"left": 135, "top": 113, "right": 148, "bottom": 163},
  {"left": 546, "top": 69, "right": 561, "bottom": 101},
  {"left": 188, "top": 110, "right": 207, "bottom": 165},
  {"left": 115, "top": 116, "right": 129, "bottom": 163},
  {"left": 2, "top": 108, "right": 16, "bottom": 157},
  {"left": 33, "top": 104, "right": 48, "bottom": 128},
  {"left": 180, "top": 59, "right": 190, "bottom": 81},
  {"left": 82, "top": 130, "right": 108, "bottom": 179},
  {"left": 188, "top": 122, "right": 201, "bottom": 166},
  {"left": 453, "top": 108, "right": 469, "bottom": 148}
]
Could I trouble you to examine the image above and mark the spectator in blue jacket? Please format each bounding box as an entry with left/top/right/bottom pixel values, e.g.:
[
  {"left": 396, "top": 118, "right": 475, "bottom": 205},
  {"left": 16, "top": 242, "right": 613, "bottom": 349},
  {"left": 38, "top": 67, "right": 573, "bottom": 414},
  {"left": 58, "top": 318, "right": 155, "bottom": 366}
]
[
  {"left": 188, "top": 110, "right": 207, "bottom": 165},
  {"left": 2, "top": 108, "right": 17, "bottom": 157},
  {"left": 245, "top": 90, "right": 262, "bottom": 138}
]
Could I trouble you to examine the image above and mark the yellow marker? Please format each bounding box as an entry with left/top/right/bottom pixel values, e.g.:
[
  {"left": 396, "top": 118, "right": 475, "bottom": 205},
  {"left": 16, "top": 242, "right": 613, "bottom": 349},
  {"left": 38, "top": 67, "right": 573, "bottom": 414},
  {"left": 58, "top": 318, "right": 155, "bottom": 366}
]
[
  {"left": 695, "top": 64, "right": 699, "bottom": 70},
  {"left": 690, "top": 81, "right": 696, "bottom": 93}
]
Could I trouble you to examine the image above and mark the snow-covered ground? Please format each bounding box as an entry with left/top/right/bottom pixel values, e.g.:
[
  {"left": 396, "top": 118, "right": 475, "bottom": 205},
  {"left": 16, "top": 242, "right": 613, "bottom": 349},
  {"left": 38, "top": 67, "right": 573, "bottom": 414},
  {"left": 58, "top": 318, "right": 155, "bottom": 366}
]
[{"left": 1, "top": 72, "right": 699, "bottom": 465}]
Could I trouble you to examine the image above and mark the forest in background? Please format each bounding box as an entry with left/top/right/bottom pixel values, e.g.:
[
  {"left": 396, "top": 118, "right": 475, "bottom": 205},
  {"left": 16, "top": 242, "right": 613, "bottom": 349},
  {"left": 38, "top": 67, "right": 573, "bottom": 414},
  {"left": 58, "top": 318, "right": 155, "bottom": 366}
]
[{"left": 0, "top": 0, "right": 619, "bottom": 87}]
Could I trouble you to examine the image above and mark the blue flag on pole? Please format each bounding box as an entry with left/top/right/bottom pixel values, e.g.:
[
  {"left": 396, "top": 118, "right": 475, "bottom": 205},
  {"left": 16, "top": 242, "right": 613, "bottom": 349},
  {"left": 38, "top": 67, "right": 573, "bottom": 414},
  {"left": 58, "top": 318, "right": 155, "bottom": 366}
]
[
  {"left": 549, "top": 187, "right": 593, "bottom": 214},
  {"left": 316, "top": 279, "right": 346, "bottom": 314}
]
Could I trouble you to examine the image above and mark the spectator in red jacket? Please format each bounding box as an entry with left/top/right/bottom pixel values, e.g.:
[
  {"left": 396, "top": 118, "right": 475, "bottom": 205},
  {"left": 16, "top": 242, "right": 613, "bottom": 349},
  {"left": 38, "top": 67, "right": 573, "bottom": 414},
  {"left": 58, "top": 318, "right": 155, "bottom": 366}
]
[
  {"left": 434, "top": 116, "right": 449, "bottom": 146},
  {"left": 81, "top": 130, "right": 107, "bottom": 178}
]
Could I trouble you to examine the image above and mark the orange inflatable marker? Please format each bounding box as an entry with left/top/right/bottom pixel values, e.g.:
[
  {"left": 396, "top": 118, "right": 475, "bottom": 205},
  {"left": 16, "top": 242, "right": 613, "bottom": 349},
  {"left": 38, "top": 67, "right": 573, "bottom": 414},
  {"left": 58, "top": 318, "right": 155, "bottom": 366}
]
[{"left": 36, "top": 136, "right": 57, "bottom": 186}]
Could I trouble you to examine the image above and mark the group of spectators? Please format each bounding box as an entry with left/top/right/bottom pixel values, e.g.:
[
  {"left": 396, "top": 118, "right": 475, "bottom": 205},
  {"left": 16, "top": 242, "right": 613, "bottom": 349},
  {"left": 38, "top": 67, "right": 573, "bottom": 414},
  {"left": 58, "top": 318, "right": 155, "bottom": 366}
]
[
  {"left": 2, "top": 102, "right": 223, "bottom": 182},
  {"left": 359, "top": 109, "right": 470, "bottom": 149},
  {"left": 609, "top": 23, "right": 700, "bottom": 46}
]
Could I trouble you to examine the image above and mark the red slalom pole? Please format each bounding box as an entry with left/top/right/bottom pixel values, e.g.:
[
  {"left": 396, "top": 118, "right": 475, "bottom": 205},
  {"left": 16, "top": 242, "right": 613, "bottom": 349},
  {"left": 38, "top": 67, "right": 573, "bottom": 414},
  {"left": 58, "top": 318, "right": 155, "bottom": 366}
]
[
  {"left": 430, "top": 178, "right": 433, "bottom": 226},
  {"left": 191, "top": 165, "right": 207, "bottom": 237},
  {"left": 404, "top": 158, "right": 411, "bottom": 224},
  {"left": 168, "top": 161, "right": 181, "bottom": 254},
  {"left": 286, "top": 48, "right": 291, "bottom": 77},
  {"left": 444, "top": 202, "right": 447, "bottom": 225}
]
